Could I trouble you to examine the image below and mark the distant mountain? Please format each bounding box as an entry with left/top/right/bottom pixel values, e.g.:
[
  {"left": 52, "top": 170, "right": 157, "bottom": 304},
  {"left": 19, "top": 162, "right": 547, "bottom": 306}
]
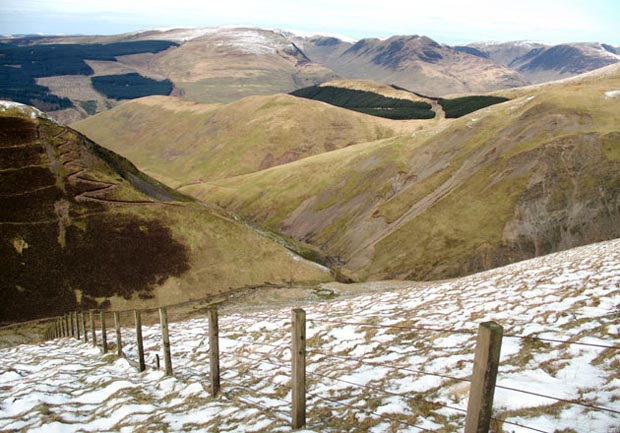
[
  {"left": 467, "top": 41, "right": 620, "bottom": 84},
  {"left": 0, "top": 101, "right": 331, "bottom": 323},
  {"left": 464, "top": 41, "right": 549, "bottom": 66},
  {"left": 3, "top": 27, "right": 620, "bottom": 121},
  {"left": 296, "top": 35, "right": 529, "bottom": 96},
  {"left": 1, "top": 27, "right": 339, "bottom": 122},
  {"left": 149, "top": 27, "right": 338, "bottom": 103}
]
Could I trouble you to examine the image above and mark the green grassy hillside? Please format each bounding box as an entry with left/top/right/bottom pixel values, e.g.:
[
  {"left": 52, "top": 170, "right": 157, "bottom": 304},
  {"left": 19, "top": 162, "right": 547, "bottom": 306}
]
[
  {"left": 182, "top": 68, "right": 620, "bottom": 281},
  {"left": 0, "top": 103, "right": 331, "bottom": 324},
  {"left": 72, "top": 93, "right": 427, "bottom": 187}
]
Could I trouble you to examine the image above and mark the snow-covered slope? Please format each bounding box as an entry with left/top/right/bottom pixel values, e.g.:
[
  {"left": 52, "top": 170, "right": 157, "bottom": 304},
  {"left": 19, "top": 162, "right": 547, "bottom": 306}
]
[{"left": 1, "top": 239, "right": 619, "bottom": 432}]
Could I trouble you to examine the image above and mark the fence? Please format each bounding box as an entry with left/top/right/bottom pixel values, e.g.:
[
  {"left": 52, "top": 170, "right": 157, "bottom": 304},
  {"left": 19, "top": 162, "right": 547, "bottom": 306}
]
[{"left": 39, "top": 304, "right": 620, "bottom": 432}]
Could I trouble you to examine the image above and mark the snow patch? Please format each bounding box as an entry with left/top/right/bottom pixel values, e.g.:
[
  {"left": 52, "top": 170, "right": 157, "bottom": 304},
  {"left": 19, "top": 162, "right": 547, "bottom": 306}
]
[{"left": 604, "top": 90, "right": 620, "bottom": 99}]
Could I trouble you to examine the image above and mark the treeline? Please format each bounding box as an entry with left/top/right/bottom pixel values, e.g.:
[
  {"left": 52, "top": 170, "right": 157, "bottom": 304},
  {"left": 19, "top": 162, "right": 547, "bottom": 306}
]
[
  {"left": 0, "top": 66, "right": 73, "bottom": 109},
  {"left": 438, "top": 96, "right": 510, "bottom": 118},
  {"left": 0, "top": 40, "right": 177, "bottom": 110},
  {"left": 291, "top": 85, "right": 435, "bottom": 120},
  {"left": 390, "top": 84, "right": 510, "bottom": 118},
  {"left": 91, "top": 73, "right": 173, "bottom": 100}
]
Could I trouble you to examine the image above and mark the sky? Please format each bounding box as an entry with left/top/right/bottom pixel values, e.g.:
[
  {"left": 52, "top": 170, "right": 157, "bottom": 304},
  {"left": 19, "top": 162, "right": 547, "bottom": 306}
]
[{"left": 1, "top": 0, "right": 618, "bottom": 44}]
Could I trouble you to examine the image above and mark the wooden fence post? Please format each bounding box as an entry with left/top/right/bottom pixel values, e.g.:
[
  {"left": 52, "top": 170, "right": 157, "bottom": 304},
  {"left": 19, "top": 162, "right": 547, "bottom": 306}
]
[
  {"left": 134, "top": 310, "right": 145, "bottom": 372},
  {"left": 159, "top": 307, "right": 172, "bottom": 376},
  {"left": 74, "top": 312, "right": 80, "bottom": 340},
  {"left": 90, "top": 311, "right": 97, "bottom": 347},
  {"left": 465, "top": 321, "right": 503, "bottom": 433},
  {"left": 292, "top": 308, "right": 306, "bottom": 429},
  {"left": 208, "top": 306, "right": 220, "bottom": 397},
  {"left": 114, "top": 312, "right": 122, "bottom": 357},
  {"left": 81, "top": 312, "right": 88, "bottom": 343},
  {"left": 100, "top": 311, "right": 107, "bottom": 353},
  {"left": 66, "top": 314, "right": 70, "bottom": 337}
]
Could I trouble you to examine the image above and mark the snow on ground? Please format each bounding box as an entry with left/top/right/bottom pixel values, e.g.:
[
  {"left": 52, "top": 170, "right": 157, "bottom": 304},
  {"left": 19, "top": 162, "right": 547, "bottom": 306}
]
[
  {"left": 0, "top": 100, "right": 45, "bottom": 119},
  {"left": 605, "top": 90, "right": 620, "bottom": 99},
  {"left": 1, "top": 239, "right": 620, "bottom": 432}
]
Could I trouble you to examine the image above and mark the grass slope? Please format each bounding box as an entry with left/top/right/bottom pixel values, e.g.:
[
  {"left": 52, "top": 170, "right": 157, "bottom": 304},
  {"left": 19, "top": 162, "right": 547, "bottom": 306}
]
[
  {"left": 72, "top": 94, "right": 428, "bottom": 186},
  {"left": 184, "top": 68, "right": 620, "bottom": 281},
  {"left": 0, "top": 103, "right": 331, "bottom": 324}
]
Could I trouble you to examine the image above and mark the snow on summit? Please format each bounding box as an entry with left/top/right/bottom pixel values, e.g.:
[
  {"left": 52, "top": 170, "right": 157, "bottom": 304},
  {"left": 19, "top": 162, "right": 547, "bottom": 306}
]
[{"left": 1, "top": 239, "right": 619, "bottom": 432}]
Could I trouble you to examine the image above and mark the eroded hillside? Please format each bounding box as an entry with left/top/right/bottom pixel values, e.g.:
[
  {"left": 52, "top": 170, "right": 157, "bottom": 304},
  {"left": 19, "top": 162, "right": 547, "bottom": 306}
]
[{"left": 182, "top": 67, "right": 620, "bottom": 281}]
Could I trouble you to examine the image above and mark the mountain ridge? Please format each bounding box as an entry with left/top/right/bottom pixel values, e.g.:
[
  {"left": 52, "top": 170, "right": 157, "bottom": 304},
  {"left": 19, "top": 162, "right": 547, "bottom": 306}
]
[{"left": 3, "top": 27, "right": 619, "bottom": 121}]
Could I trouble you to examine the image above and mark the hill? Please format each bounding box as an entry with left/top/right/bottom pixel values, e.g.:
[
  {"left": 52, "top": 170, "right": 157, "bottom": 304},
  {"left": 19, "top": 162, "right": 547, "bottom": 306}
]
[
  {"left": 72, "top": 93, "right": 431, "bottom": 187},
  {"left": 467, "top": 41, "right": 620, "bottom": 84},
  {"left": 0, "top": 101, "right": 331, "bottom": 324},
  {"left": 150, "top": 27, "right": 338, "bottom": 104},
  {"left": 297, "top": 34, "right": 529, "bottom": 96},
  {"left": 4, "top": 28, "right": 620, "bottom": 124},
  {"left": 181, "top": 66, "right": 620, "bottom": 281},
  {"left": 1, "top": 238, "right": 619, "bottom": 431}
]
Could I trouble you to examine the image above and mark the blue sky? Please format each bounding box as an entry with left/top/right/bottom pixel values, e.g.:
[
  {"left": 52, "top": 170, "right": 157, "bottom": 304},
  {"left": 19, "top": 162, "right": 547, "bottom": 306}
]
[{"left": 1, "top": 0, "right": 618, "bottom": 44}]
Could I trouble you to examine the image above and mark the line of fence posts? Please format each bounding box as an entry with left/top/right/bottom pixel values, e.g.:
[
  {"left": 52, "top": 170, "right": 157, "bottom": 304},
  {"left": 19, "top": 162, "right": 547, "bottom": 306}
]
[{"left": 41, "top": 306, "right": 505, "bottom": 432}]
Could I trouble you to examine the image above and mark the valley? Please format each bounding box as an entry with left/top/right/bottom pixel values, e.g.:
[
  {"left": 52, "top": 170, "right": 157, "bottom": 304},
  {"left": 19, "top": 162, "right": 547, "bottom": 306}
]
[{"left": 1, "top": 20, "right": 619, "bottom": 433}]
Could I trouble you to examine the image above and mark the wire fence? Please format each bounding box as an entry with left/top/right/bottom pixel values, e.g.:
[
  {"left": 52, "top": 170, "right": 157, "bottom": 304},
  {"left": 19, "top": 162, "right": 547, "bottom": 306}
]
[{"left": 36, "top": 301, "right": 620, "bottom": 433}]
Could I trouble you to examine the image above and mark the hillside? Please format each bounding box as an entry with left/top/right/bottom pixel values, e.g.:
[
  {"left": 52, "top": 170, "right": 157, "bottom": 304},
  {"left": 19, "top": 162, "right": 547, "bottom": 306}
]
[
  {"left": 468, "top": 41, "right": 620, "bottom": 84},
  {"left": 72, "top": 93, "right": 431, "bottom": 187},
  {"left": 5, "top": 28, "right": 620, "bottom": 124},
  {"left": 297, "top": 35, "right": 529, "bottom": 96},
  {"left": 0, "top": 101, "right": 331, "bottom": 324},
  {"left": 150, "top": 27, "right": 338, "bottom": 103},
  {"left": 182, "top": 66, "right": 620, "bottom": 281},
  {"left": 1, "top": 238, "right": 619, "bottom": 431}
]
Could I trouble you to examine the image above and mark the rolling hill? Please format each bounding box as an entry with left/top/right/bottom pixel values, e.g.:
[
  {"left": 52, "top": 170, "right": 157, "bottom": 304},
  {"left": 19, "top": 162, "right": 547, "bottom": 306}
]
[
  {"left": 0, "top": 101, "right": 331, "bottom": 324},
  {"left": 72, "top": 92, "right": 433, "bottom": 187},
  {"left": 177, "top": 65, "right": 620, "bottom": 281}
]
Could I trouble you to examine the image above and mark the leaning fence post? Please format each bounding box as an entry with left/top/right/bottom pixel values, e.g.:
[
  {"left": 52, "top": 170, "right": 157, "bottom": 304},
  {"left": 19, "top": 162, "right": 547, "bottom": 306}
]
[
  {"left": 465, "top": 321, "right": 503, "bottom": 433},
  {"left": 134, "top": 310, "right": 146, "bottom": 372},
  {"left": 208, "top": 305, "right": 220, "bottom": 397},
  {"left": 90, "top": 311, "right": 97, "bottom": 347},
  {"left": 114, "top": 312, "right": 122, "bottom": 357},
  {"left": 100, "top": 311, "right": 107, "bottom": 353},
  {"left": 159, "top": 307, "right": 173, "bottom": 376},
  {"left": 292, "top": 308, "right": 306, "bottom": 429}
]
